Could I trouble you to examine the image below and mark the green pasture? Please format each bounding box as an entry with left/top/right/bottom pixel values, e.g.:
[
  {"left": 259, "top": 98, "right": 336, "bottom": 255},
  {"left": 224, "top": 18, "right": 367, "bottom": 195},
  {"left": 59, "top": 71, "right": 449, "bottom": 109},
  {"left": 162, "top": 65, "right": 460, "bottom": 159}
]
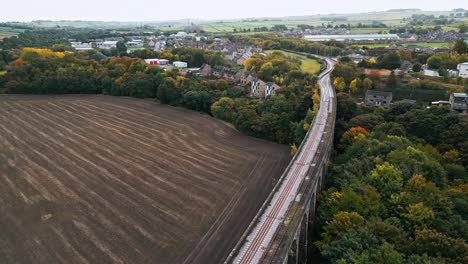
[{"left": 266, "top": 50, "right": 321, "bottom": 75}]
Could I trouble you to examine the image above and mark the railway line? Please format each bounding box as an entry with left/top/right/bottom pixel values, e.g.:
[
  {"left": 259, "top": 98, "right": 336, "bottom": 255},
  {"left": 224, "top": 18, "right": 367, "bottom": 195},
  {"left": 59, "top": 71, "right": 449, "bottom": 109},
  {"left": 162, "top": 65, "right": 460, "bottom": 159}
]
[{"left": 227, "top": 56, "right": 337, "bottom": 264}]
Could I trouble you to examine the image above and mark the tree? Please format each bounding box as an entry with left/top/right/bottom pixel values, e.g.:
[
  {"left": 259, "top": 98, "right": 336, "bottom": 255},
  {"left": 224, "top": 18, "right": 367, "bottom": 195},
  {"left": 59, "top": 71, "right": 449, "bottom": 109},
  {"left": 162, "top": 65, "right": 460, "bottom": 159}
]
[
  {"left": 412, "top": 63, "right": 422, "bottom": 72},
  {"left": 402, "top": 203, "right": 434, "bottom": 230},
  {"left": 362, "top": 78, "right": 373, "bottom": 93},
  {"left": 350, "top": 113, "right": 385, "bottom": 130},
  {"left": 333, "top": 77, "right": 346, "bottom": 92},
  {"left": 312, "top": 89, "right": 320, "bottom": 112},
  {"left": 211, "top": 97, "right": 235, "bottom": 122},
  {"left": 290, "top": 144, "right": 298, "bottom": 156},
  {"left": 342, "top": 127, "right": 368, "bottom": 146},
  {"left": 459, "top": 24, "right": 468, "bottom": 33},
  {"left": 183, "top": 90, "right": 212, "bottom": 112},
  {"left": 116, "top": 41, "right": 127, "bottom": 55},
  {"left": 411, "top": 229, "right": 468, "bottom": 262},
  {"left": 427, "top": 56, "right": 443, "bottom": 69},
  {"left": 332, "top": 63, "right": 358, "bottom": 83},
  {"left": 386, "top": 71, "right": 399, "bottom": 88},
  {"left": 452, "top": 38, "right": 467, "bottom": 54},
  {"left": 349, "top": 78, "right": 361, "bottom": 95},
  {"left": 378, "top": 52, "right": 401, "bottom": 70},
  {"left": 258, "top": 62, "right": 274, "bottom": 81},
  {"left": 369, "top": 162, "right": 403, "bottom": 197},
  {"left": 319, "top": 211, "right": 365, "bottom": 250},
  {"left": 387, "top": 146, "right": 447, "bottom": 187},
  {"left": 157, "top": 81, "right": 181, "bottom": 105}
]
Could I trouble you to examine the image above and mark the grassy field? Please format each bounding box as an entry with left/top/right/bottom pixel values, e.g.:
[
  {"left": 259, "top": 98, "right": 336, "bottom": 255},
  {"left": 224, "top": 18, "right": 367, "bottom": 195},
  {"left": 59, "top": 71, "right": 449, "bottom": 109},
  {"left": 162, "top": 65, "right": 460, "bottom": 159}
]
[
  {"left": 0, "top": 26, "right": 25, "bottom": 39},
  {"left": 267, "top": 50, "right": 321, "bottom": 75},
  {"left": 0, "top": 71, "right": 6, "bottom": 76},
  {"left": 0, "top": 95, "right": 290, "bottom": 264},
  {"left": 350, "top": 28, "right": 390, "bottom": 34}
]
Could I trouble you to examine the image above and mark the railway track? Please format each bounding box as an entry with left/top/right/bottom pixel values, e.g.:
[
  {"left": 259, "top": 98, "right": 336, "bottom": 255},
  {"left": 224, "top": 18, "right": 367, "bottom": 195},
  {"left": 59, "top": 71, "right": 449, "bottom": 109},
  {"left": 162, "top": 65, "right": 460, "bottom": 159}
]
[{"left": 227, "top": 56, "right": 337, "bottom": 264}]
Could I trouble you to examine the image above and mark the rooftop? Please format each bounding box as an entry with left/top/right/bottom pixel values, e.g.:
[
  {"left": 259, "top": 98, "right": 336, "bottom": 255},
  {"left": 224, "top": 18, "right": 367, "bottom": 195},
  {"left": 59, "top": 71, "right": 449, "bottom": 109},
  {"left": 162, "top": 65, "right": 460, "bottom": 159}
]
[
  {"left": 452, "top": 93, "right": 468, "bottom": 98},
  {"left": 304, "top": 34, "right": 399, "bottom": 41}
]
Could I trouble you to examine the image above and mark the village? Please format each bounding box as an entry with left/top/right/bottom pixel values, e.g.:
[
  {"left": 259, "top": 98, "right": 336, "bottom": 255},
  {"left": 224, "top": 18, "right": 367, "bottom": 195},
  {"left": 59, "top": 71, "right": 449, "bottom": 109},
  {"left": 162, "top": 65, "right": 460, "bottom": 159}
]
[{"left": 68, "top": 29, "right": 468, "bottom": 112}]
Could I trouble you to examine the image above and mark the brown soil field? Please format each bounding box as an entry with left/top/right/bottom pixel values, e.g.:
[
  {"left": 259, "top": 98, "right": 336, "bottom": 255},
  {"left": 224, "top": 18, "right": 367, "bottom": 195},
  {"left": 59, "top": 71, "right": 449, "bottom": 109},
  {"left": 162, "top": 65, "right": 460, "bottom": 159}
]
[{"left": 0, "top": 95, "right": 290, "bottom": 264}]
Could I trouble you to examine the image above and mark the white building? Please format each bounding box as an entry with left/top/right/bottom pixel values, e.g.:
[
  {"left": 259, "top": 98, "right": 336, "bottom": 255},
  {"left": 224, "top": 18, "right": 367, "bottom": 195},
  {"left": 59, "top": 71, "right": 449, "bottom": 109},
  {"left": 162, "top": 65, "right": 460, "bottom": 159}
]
[
  {"left": 457, "top": 62, "right": 468, "bottom": 78},
  {"left": 144, "top": 58, "right": 169, "bottom": 66},
  {"left": 70, "top": 42, "right": 94, "bottom": 51},
  {"left": 173, "top": 61, "right": 188, "bottom": 68},
  {"left": 96, "top": 41, "right": 118, "bottom": 49},
  {"left": 304, "top": 34, "right": 399, "bottom": 42}
]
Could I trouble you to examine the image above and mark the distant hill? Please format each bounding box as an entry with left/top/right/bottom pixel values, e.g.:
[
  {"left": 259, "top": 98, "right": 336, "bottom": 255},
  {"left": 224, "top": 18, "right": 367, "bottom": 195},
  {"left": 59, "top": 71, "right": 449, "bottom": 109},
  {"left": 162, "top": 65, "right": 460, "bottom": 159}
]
[{"left": 387, "top": 9, "right": 421, "bottom": 12}]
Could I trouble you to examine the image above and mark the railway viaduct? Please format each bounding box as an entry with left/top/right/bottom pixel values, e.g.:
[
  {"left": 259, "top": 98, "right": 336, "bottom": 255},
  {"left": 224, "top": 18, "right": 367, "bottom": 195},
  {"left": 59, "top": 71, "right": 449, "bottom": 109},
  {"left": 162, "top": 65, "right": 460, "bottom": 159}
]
[{"left": 225, "top": 56, "right": 337, "bottom": 264}]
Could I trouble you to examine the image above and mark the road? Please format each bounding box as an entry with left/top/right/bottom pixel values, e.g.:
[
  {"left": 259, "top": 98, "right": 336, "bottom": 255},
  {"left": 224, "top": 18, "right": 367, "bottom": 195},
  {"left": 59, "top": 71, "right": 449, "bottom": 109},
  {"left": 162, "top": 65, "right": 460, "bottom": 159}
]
[{"left": 228, "top": 57, "right": 336, "bottom": 264}]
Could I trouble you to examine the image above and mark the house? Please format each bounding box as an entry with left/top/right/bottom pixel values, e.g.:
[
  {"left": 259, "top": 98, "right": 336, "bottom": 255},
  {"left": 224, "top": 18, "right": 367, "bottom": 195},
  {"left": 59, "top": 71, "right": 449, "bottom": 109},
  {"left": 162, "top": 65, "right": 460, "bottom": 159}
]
[
  {"left": 95, "top": 41, "right": 118, "bottom": 49},
  {"left": 173, "top": 61, "right": 188, "bottom": 68},
  {"left": 240, "top": 72, "right": 257, "bottom": 86},
  {"left": 236, "top": 51, "right": 253, "bottom": 65},
  {"left": 250, "top": 78, "right": 280, "bottom": 98},
  {"left": 199, "top": 64, "right": 212, "bottom": 78},
  {"left": 406, "top": 45, "right": 424, "bottom": 52},
  {"left": 180, "top": 68, "right": 201, "bottom": 76},
  {"left": 144, "top": 58, "right": 169, "bottom": 66},
  {"left": 265, "top": 82, "right": 281, "bottom": 97},
  {"left": 347, "top": 53, "right": 371, "bottom": 64},
  {"left": 250, "top": 78, "right": 266, "bottom": 98},
  {"left": 365, "top": 90, "right": 393, "bottom": 107},
  {"left": 399, "top": 60, "right": 413, "bottom": 74},
  {"left": 212, "top": 65, "right": 243, "bottom": 83},
  {"left": 457, "top": 62, "right": 468, "bottom": 78},
  {"left": 449, "top": 93, "right": 468, "bottom": 112}
]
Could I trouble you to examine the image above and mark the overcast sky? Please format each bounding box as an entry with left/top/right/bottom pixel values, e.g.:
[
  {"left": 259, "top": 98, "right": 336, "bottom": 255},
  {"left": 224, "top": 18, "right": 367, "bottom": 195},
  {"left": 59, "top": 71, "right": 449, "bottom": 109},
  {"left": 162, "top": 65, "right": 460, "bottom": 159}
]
[{"left": 2, "top": 0, "right": 467, "bottom": 22}]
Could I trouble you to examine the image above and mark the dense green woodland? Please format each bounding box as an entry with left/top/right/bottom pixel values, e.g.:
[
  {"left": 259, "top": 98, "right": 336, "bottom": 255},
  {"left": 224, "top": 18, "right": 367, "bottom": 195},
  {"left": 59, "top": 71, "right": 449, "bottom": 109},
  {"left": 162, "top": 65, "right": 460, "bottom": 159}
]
[{"left": 313, "top": 94, "right": 468, "bottom": 263}]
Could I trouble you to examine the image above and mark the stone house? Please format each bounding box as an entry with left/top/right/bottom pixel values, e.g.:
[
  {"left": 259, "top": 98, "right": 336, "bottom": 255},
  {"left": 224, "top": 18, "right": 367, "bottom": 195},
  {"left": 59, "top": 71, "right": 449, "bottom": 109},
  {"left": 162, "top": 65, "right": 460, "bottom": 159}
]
[{"left": 365, "top": 90, "right": 393, "bottom": 107}]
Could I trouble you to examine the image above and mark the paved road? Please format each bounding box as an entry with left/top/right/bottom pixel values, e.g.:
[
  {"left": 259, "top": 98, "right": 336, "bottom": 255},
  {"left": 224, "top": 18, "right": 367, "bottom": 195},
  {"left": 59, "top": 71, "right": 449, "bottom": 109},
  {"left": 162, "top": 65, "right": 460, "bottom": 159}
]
[{"left": 229, "top": 57, "right": 337, "bottom": 264}]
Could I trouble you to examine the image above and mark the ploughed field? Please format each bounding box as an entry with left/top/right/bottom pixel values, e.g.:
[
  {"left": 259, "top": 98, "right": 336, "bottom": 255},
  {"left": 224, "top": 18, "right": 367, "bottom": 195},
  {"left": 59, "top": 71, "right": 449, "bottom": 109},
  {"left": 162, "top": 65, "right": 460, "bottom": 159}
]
[{"left": 0, "top": 95, "right": 290, "bottom": 263}]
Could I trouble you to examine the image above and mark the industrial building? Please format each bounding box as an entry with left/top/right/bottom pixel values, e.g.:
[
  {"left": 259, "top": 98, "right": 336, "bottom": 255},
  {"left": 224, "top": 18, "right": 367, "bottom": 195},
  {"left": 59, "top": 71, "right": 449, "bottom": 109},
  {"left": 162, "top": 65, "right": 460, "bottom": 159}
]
[{"left": 304, "top": 34, "right": 399, "bottom": 42}]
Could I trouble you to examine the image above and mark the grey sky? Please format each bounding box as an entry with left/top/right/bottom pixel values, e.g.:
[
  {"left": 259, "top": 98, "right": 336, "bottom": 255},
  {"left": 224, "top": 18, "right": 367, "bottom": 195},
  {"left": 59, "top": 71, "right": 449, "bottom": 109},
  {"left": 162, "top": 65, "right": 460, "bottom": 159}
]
[{"left": 2, "top": 0, "right": 468, "bottom": 22}]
